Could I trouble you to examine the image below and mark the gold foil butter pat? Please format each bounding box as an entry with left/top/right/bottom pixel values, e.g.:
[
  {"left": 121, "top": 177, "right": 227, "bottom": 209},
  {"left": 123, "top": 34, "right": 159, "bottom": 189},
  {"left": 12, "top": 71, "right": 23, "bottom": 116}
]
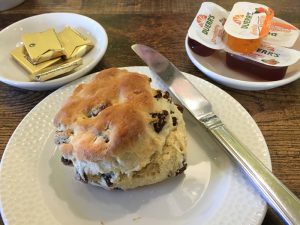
[
  {"left": 58, "top": 27, "right": 94, "bottom": 59},
  {"left": 31, "top": 57, "right": 83, "bottom": 81},
  {"left": 10, "top": 46, "right": 61, "bottom": 76},
  {"left": 22, "top": 28, "right": 64, "bottom": 64}
]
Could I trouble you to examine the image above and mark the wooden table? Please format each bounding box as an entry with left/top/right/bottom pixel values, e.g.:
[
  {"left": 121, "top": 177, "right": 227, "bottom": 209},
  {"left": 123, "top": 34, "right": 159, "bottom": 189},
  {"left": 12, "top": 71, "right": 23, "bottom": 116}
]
[{"left": 0, "top": 0, "right": 299, "bottom": 224}]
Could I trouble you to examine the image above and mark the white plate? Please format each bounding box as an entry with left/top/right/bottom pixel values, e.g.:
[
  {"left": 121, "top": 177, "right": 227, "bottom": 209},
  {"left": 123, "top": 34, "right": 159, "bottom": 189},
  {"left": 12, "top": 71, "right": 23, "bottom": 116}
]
[
  {"left": 0, "top": 13, "right": 108, "bottom": 91},
  {"left": 0, "top": 66, "right": 271, "bottom": 225},
  {"left": 185, "top": 36, "right": 300, "bottom": 91}
]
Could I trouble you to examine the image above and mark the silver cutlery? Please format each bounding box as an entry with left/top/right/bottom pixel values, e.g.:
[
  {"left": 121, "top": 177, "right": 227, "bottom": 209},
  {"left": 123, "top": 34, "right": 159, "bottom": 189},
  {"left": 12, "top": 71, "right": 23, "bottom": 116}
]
[{"left": 132, "top": 44, "right": 300, "bottom": 225}]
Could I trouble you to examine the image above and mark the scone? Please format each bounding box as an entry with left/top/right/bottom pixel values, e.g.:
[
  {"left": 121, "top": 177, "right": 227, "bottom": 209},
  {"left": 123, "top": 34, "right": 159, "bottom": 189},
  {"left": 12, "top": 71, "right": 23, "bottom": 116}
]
[{"left": 54, "top": 68, "right": 187, "bottom": 190}]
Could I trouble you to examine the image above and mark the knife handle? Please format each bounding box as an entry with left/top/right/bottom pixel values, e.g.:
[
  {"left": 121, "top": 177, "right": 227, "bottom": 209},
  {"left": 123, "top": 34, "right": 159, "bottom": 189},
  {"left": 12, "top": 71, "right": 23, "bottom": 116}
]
[{"left": 199, "top": 113, "right": 300, "bottom": 225}]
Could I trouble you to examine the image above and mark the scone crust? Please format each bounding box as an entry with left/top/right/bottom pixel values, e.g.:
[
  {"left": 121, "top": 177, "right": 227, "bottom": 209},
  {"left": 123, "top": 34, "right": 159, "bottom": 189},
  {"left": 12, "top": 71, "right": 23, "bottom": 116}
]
[
  {"left": 54, "top": 68, "right": 155, "bottom": 162},
  {"left": 54, "top": 68, "right": 187, "bottom": 190}
]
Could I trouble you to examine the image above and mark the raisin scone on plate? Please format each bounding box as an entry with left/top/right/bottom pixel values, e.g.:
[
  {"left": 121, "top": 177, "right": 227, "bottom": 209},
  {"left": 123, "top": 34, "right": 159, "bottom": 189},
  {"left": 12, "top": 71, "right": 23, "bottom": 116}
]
[{"left": 54, "top": 68, "right": 187, "bottom": 190}]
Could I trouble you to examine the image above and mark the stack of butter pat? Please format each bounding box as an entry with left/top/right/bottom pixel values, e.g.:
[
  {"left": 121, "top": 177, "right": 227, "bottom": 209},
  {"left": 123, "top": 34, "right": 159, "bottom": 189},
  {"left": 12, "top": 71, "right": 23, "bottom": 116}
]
[{"left": 11, "top": 27, "right": 94, "bottom": 81}]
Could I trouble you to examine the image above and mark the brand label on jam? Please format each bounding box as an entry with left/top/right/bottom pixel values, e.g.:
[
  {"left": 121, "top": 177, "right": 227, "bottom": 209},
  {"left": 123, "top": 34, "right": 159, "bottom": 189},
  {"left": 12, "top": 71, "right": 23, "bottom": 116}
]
[
  {"left": 224, "top": 2, "right": 274, "bottom": 39},
  {"left": 188, "top": 2, "right": 228, "bottom": 50},
  {"left": 225, "top": 43, "right": 300, "bottom": 67},
  {"left": 265, "top": 17, "right": 300, "bottom": 48}
]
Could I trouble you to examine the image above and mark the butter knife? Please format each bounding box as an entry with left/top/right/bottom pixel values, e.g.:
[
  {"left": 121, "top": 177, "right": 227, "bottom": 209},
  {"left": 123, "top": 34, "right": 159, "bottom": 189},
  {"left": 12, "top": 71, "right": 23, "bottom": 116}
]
[{"left": 132, "top": 44, "right": 300, "bottom": 225}]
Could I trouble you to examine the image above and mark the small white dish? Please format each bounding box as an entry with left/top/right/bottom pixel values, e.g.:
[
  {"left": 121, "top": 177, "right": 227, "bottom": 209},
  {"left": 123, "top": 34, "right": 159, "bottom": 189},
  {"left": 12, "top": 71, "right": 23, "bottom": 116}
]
[
  {"left": 185, "top": 36, "right": 300, "bottom": 91},
  {"left": 0, "top": 12, "right": 108, "bottom": 91},
  {"left": 0, "top": 0, "right": 24, "bottom": 11},
  {"left": 0, "top": 67, "right": 271, "bottom": 225}
]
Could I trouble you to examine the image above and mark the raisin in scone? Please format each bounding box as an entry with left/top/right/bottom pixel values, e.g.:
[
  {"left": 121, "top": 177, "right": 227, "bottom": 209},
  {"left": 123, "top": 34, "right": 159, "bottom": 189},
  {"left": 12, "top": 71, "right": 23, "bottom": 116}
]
[{"left": 54, "top": 68, "right": 187, "bottom": 190}]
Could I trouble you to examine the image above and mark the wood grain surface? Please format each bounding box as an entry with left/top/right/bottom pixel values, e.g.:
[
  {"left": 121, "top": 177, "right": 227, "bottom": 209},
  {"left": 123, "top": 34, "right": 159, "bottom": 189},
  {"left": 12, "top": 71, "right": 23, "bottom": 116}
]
[{"left": 0, "top": 0, "right": 299, "bottom": 224}]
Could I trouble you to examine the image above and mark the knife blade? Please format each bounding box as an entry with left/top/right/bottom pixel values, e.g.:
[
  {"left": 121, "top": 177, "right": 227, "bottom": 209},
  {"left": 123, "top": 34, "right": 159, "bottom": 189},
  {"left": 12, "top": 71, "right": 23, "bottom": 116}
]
[{"left": 132, "top": 44, "right": 300, "bottom": 225}]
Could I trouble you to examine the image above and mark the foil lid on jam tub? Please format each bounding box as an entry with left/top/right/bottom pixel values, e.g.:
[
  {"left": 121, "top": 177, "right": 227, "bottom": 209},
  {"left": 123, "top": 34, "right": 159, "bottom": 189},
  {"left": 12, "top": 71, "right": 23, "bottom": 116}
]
[
  {"left": 22, "top": 29, "right": 65, "bottom": 64},
  {"left": 188, "top": 2, "right": 228, "bottom": 52},
  {"left": 265, "top": 17, "right": 300, "bottom": 48},
  {"left": 224, "top": 2, "right": 274, "bottom": 53},
  {"left": 58, "top": 27, "right": 94, "bottom": 59},
  {"left": 225, "top": 43, "right": 300, "bottom": 68},
  {"left": 225, "top": 43, "right": 300, "bottom": 81}
]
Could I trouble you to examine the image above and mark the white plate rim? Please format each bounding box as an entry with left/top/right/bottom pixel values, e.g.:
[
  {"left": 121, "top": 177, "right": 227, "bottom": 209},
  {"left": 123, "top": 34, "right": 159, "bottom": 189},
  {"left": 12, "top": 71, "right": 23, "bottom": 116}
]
[
  {"left": 0, "top": 66, "right": 271, "bottom": 225},
  {"left": 185, "top": 36, "right": 300, "bottom": 91},
  {"left": 0, "top": 12, "right": 108, "bottom": 91}
]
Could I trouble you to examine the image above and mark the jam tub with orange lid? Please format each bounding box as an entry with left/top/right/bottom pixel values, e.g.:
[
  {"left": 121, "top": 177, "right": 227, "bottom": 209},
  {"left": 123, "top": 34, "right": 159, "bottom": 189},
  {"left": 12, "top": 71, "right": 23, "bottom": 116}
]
[
  {"left": 187, "top": 2, "right": 228, "bottom": 56},
  {"left": 224, "top": 2, "right": 274, "bottom": 54}
]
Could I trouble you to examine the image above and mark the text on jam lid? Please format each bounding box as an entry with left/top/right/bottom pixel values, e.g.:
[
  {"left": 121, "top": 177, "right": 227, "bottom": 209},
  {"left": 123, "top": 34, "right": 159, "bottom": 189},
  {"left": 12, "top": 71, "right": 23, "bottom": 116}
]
[
  {"left": 188, "top": 2, "right": 228, "bottom": 50},
  {"left": 265, "top": 17, "right": 300, "bottom": 48},
  {"left": 224, "top": 2, "right": 274, "bottom": 39},
  {"left": 225, "top": 42, "right": 300, "bottom": 67}
]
